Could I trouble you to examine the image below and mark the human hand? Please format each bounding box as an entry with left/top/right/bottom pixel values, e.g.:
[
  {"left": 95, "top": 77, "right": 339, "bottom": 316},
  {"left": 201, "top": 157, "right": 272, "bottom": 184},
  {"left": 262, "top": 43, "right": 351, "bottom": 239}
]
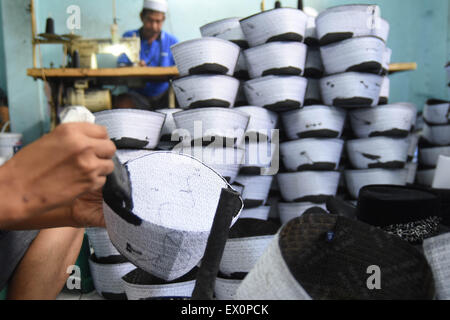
[
  {"left": 70, "top": 189, "right": 105, "bottom": 228},
  {"left": 1, "top": 123, "right": 116, "bottom": 224},
  {"left": 138, "top": 60, "right": 147, "bottom": 67}
]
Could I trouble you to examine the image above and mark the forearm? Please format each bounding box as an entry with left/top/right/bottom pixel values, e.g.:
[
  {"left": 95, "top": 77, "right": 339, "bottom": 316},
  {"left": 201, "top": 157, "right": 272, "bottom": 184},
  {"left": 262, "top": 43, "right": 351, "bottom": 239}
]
[
  {"left": 1, "top": 206, "right": 77, "bottom": 231},
  {"left": 0, "top": 160, "right": 65, "bottom": 229},
  {"left": 0, "top": 161, "right": 27, "bottom": 229}
]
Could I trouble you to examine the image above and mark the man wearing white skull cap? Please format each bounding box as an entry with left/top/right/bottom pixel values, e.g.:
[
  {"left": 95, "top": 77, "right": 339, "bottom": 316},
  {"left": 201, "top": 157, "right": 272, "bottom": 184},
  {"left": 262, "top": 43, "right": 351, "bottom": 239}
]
[{"left": 117, "top": 0, "right": 178, "bottom": 110}]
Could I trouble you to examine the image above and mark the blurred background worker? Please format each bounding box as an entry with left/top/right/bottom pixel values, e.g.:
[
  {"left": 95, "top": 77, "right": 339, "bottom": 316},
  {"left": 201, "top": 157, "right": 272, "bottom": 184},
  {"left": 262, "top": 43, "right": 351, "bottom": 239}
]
[{"left": 117, "top": 0, "right": 178, "bottom": 110}]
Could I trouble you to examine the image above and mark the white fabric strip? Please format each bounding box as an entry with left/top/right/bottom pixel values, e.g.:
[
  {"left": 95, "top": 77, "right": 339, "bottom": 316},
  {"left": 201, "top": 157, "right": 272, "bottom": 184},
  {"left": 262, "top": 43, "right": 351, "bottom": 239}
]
[
  {"left": 220, "top": 235, "right": 274, "bottom": 276},
  {"left": 423, "top": 233, "right": 450, "bottom": 300},
  {"left": 234, "top": 233, "right": 312, "bottom": 300}
]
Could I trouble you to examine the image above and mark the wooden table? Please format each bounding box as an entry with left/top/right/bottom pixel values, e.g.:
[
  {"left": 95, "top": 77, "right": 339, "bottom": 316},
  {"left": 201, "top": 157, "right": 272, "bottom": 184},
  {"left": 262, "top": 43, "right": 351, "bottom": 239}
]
[
  {"left": 27, "top": 66, "right": 179, "bottom": 82},
  {"left": 27, "top": 67, "right": 180, "bottom": 128}
]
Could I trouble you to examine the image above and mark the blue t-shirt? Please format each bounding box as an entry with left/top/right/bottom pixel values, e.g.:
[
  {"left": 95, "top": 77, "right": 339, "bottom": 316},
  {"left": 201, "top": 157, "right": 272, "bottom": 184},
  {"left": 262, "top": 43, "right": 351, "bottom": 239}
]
[{"left": 118, "top": 29, "right": 178, "bottom": 98}]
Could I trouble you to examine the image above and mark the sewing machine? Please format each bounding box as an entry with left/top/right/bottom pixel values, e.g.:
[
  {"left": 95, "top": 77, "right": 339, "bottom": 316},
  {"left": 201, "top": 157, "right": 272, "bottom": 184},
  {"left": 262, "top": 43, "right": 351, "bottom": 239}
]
[{"left": 68, "top": 37, "right": 141, "bottom": 69}]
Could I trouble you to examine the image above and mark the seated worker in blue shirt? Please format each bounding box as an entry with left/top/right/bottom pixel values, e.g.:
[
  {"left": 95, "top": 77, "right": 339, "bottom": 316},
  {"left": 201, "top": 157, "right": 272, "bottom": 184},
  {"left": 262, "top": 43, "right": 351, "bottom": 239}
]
[{"left": 116, "top": 0, "right": 178, "bottom": 110}]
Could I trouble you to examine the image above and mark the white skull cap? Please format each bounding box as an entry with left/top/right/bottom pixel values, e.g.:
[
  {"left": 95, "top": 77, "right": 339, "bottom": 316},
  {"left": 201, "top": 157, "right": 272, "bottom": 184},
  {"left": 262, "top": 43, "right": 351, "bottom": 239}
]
[{"left": 143, "top": 0, "right": 168, "bottom": 13}]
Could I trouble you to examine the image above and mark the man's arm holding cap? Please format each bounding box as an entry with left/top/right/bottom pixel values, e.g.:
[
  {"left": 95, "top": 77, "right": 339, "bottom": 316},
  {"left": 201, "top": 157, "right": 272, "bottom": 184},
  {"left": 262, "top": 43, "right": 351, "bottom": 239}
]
[
  {"left": 3, "top": 189, "right": 105, "bottom": 230},
  {"left": 0, "top": 123, "right": 115, "bottom": 230}
]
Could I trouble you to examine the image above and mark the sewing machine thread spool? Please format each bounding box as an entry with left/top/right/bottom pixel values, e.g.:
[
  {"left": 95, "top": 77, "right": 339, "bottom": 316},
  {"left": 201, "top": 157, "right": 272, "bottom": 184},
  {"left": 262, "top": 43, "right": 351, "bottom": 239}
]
[
  {"left": 72, "top": 50, "right": 80, "bottom": 68},
  {"left": 45, "top": 17, "right": 55, "bottom": 35}
]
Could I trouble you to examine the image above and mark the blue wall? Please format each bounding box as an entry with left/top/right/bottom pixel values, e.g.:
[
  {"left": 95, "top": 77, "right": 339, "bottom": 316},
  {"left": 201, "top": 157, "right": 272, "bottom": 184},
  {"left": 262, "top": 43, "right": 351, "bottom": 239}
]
[
  {"left": 0, "top": 0, "right": 49, "bottom": 144},
  {"left": 0, "top": 0, "right": 449, "bottom": 143},
  {"left": 0, "top": 4, "right": 7, "bottom": 94}
]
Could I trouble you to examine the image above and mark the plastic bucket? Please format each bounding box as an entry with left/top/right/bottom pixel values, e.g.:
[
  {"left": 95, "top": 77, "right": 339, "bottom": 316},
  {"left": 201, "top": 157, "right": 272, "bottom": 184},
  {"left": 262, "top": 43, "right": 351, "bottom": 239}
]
[{"left": 0, "top": 122, "right": 23, "bottom": 160}]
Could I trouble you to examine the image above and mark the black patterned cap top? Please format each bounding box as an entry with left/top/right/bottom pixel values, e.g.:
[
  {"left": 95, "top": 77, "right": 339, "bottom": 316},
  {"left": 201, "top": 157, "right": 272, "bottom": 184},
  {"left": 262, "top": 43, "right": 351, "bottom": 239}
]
[{"left": 278, "top": 212, "right": 435, "bottom": 300}]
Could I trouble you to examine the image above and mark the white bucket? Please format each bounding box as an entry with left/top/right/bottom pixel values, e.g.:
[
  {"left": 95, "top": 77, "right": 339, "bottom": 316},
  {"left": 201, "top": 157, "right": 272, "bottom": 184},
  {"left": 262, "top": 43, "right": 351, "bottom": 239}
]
[{"left": 0, "top": 122, "right": 23, "bottom": 160}]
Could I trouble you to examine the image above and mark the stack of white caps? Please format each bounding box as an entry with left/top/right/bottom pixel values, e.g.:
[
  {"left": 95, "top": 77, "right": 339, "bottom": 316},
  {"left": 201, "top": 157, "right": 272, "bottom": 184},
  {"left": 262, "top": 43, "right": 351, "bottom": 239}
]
[
  {"left": 300, "top": 4, "right": 418, "bottom": 205},
  {"left": 170, "top": 38, "right": 241, "bottom": 163},
  {"left": 239, "top": 8, "right": 309, "bottom": 112},
  {"left": 277, "top": 105, "right": 345, "bottom": 223},
  {"left": 316, "top": 4, "right": 390, "bottom": 108},
  {"left": 86, "top": 227, "right": 134, "bottom": 299},
  {"left": 303, "top": 13, "right": 323, "bottom": 107},
  {"left": 200, "top": 17, "right": 250, "bottom": 81},
  {"left": 171, "top": 22, "right": 249, "bottom": 182},
  {"left": 345, "top": 103, "right": 416, "bottom": 198},
  {"left": 88, "top": 254, "right": 135, "bottom": 300},
  {"left": 173, "top": 18, "right": 242, "bottom": 112},
  {"left": 215, "top": 217, "right": 280, "bottom": 300},
  {"left": 170, "top": 107, "right": 249, "bottom": 185},
  {"left": 170, "top": 34, "right": 244, "bottom": 181},
  {"left": 418, "top": 99, "right": 450, "bottom": 186}
]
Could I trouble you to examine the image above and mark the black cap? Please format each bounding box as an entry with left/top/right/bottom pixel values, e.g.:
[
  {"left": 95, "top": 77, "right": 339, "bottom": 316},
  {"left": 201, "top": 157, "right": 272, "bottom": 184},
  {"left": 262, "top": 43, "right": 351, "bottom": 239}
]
[{"left": 357, "top": 185, "right": 440, "bottom": 227}]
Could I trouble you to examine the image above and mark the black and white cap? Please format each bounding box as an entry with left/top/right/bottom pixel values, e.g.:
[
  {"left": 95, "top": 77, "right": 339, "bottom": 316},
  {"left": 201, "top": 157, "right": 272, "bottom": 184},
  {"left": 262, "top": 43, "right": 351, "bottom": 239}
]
[{"left": 102, "top": 152, "right": 243, "bottom": 281}]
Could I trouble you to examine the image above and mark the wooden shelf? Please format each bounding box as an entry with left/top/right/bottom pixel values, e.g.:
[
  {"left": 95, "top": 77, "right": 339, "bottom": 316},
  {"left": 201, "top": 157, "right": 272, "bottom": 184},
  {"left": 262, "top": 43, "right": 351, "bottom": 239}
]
[
  {"left": 27, "top": 67, "right": 179, "bottom": 81},
  {"left": 33, "top": 38, "right": 71, "bottom": 45},
  {"left": 27, "top": 63, "right": 416, "bottom": 82}
]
